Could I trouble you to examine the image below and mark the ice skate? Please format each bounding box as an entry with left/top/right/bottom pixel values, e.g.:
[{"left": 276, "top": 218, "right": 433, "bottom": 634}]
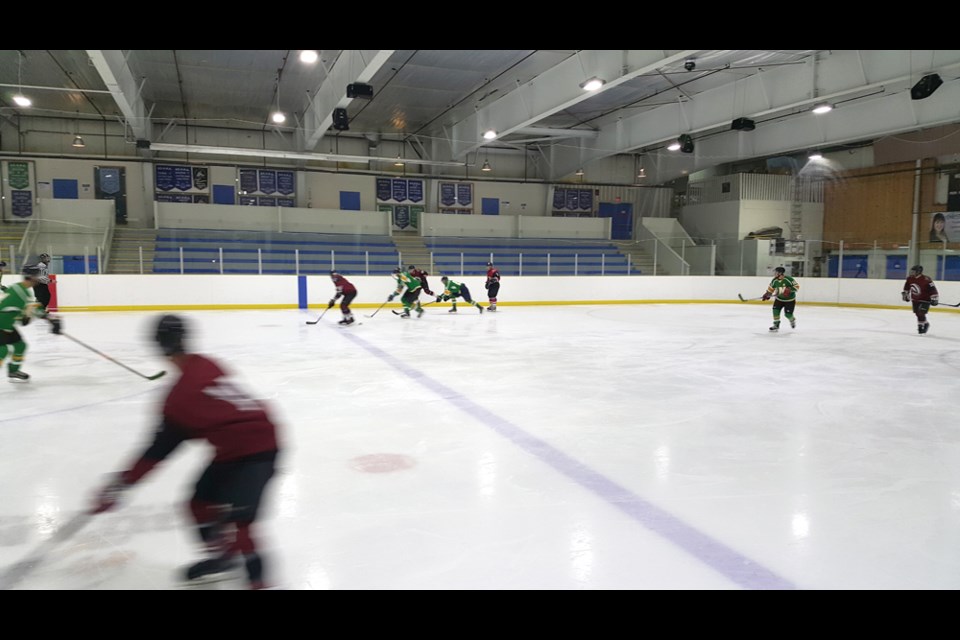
[
  {"left": 789, "top": 318, "right": 796, "bottom": 329},
  {"left": 399, "top": 310, "right": 410, "bottom": 318},
  {"left": 338, "top": 319, "right": 349, "bottom": 325},
  {"left": 448, "top": 307, "right": 457, "bottom": 313},
  {"left": 478, "top": 305, "right": 484, "bottom": 314},
  {"left": 182, "top": 554, "right": 239, "bottom": 585},
  {"left": 416, "top": 306, "right": 424, "bottom": 318},
  {"left": 769, "top": 323, "right": 780, "bottom": 332},
  {"left": 8, "top": 370, "right": 29, "bottom": 382},
  {"left": 920, "top": 321, "right": 930, "bottom": 334}
]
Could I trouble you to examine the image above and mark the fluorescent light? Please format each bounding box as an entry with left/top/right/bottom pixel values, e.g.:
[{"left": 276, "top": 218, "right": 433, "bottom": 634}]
[
  {"left": 483, "top": 129, "right": 497, "bottom": 140},
  {"left": 12, "top": 94, "right": 31, "bottom": 107},
  {"left": 72, "top": 135, "right": 85, "bottom": 149},
  {"left": 667, "top": 140, "right": 681, "bottom": 151},
  {"left": 808, "top": 152, "right": 823, "bottom": 161},
  {"left": 812, "top": 103, "right": 833, "bottom": 114},
  {"left": 299, "top": 50, "right": 319, "bottom": 64},
  {"left": 579, "top": 77, "right": 605, "bottom": 91},
  {"left": 271, "top": 111, "right": 286, "bottom": 124}
]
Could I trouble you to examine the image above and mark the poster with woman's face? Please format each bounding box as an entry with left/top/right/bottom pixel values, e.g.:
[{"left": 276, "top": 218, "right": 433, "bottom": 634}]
[{"left": 928, "top": 211, "right": 960, "bottom": 242}]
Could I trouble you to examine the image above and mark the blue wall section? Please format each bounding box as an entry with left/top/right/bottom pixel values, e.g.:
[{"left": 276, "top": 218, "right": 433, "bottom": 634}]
[{"left": 298, "top": 275, "right": 308, "bottom": 309}]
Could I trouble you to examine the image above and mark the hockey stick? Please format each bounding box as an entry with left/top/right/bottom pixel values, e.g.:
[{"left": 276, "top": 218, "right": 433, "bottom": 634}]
[
  {"left": 61, "top": 332, "right": 166, "bottom": 380},
  {"left": 738, "top": 294, "right": 766, "bottom": 302},
  {"left": 0, "top": 509, "right": 93, "bottom": 590},
  {"left": 365, "top": 300, "right": 391, "bottom": 318},
  {"left": 933, "top": 301, "right": 960, "bottom": 308},
  {"left": 305, "top": 306, "right": 332, "bottom": 325}
]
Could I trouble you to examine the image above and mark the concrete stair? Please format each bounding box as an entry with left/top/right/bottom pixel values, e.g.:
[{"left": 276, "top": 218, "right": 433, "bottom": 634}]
[
  {"left": 613, "top": 241, "right": 659, "bottom": 275},
  {"left": 392, "top": 232, "right": 433, "bottom": 273},
  {"left": 108, "top": 228, "right": 158, "bottom": 274},
  {"left": 0, "top": 221, "right": 27, "bottom": 267}
]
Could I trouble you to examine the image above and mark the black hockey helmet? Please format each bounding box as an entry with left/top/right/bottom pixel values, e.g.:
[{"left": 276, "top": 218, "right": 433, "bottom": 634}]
[
  {"left": 330, "top": 270, "right": 340, "bottom": 278},
  {"left": 392, "top": 267, "right": 401, "bottom": 274},
  {"left": 21, "top": 264, "right": 42, "bottom": 279},
  {"left": 154, "top": 314, "right": 187, "bottom": 356},
  {"left": 486, "top": 262, "right": 494, "bottom": 267},
  {"left": 39, "top": 253, "right": 51, "bottom": 262},
  {"left": 407, "top": 264, "right": 417, "bottom": 271},
  {"left": 774, "top": 266, "right": 786, "bottom": 275},
  {"left": 910, "top": 264, "right": 923, "bottom": 275},
  {"left": 441, "top": 276, "right": 449, "bottom": 282}
]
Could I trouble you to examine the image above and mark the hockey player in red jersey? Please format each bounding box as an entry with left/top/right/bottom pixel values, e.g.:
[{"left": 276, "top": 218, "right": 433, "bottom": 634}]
[
  {"left": 329, "top": 270, "right": 358, "bottom": 325},
  {"left": 902, "top": 264, "right": 939, "bottom": 334},
  {"left": 407, "top": 264, "right": 434, "bottom": 296},
  {"left": 92, "top": 314, "right": 282, "bottom": 589},
  {"left": 484, "top": 261, "right": 501, "bottom": 311}
]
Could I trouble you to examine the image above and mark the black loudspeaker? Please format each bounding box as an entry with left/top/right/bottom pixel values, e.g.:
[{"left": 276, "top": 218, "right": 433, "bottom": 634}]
[
  {"left": 911, "top": 73, "right": 943, "bottom": 100},
  {"left": 135, "top": 139, "right": 151, "bottom": 149},
  {"left": 346, "top": 83, "right": 374, "bottom": 99},
  {"left": 731, "top": 117, "right": 756, "bottom": 131},
  {"left": 332, "top": 107, "right": 349, "bottom": 131},
  {"left": 678, "top": 134, "right": 694, "bottom": 154}
]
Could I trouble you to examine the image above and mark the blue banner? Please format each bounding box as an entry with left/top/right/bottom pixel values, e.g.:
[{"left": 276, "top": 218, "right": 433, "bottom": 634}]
[
  {"left": 11, "top": 190, "right": 32, "bottom": 218},
  {"left": 579, "top": 189, "right": 592, "bottom": 210},
  {"left": 239, "top": 195, "right": 257, "bottom": 206},
  {"left": 193, "top": 194, "right": 209, "bottom": 203},
  {"left": 565, "top": 189, "right": 579, "bottom": 210},
  {"left": 553, "top": 188, "right": 566, "bottom": 209},
  {"left": 392, "top": 179, "right": 408, "bottom": 202},
  {"left": 276, "top": 171, "right": 294, "bottom": 196},
  {"left": 440, "top": 183, "right": 456, "bottom": 206},
  {"left": 258, "top": 170, "right": 276, "bottom": 195},
  {"left": 408, "top": 179, "right": 423, "bottom": 203},
  {"left": 155, "top": 165, "right": 174, "bottom": 192},
  {"left": 394, "top": 205, "right": 410, "bottom": 229},
  {"left": 98, "top": 168, "right": 121, "bottom": 196},
  {"left": 193, "top": 167, "right": 208, "bottom": 190},
  {"left": 376, "top": 177, "right": 392, "bottom": 201},
  {"left": 156, "top": 193, "right": 192, "bottom": 203},
  {"left": 457, "top": 183, "right": 472, "bottom": 206},
  {"left": 277, "top": 198, "right": 295, "bottom": 207},
  {"left": 173, "top": 166, "right": 193, "bottom": 191},
  {"left": 258, "top": 196, "right": 276, "bottom": 207},
  {"left": 239, "top": 169, "right": 258, "bottom": 194}
]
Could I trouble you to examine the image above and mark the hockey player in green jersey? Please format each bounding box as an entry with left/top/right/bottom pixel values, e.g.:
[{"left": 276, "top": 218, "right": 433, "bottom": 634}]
[
  {"left": 761, "top": 266, "right": 800, "bottom": 332},
  {"left": 388, "top": 267, "right": 424, "bottom": 318},
  {"left": 0, "top": 265, "right": 61, "bottom": 381},
  {"left": 437, "top": 276, "right": 484, "bottom": 314}
]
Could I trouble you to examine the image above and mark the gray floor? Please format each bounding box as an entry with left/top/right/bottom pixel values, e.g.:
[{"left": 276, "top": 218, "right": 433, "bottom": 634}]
[{"left": 1, "top": 303, "right": 958, "bottom": 589}]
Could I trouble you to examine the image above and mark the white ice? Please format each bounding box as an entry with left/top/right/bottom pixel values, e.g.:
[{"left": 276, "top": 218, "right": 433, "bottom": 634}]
[{"left": 1, "top": 303, "right": 959, "bottom": 590}]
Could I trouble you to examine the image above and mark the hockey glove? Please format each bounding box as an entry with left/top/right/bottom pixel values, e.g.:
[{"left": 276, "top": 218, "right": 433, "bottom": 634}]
[
  {"left": 436, "top": 296, "right": 443, "bottom": 304},
  {"left": 901, "top": 291, "right": 910, "bottom": 302},
  {"left": 49, "top": 317, "right": 62, "bottom": 335},
  {"left": 93, "top": 476, "right": 129, "bottom": 514},
  {"left": 761, "top": 292, "right": 771, "bottom": 301},
  {"left": 387, "top": 293, "right": 396, "bottom": 302},
  {"left": 931, "top": 297, "right": 939, "bottom": 306},
  {"left": 484, "top": 282, "right": 490, "bottom": 289},
  {"left": 328, "top": 299, "right": 336, "bottom": 309},
  {"left": 0, "top": 285, "right": 6, "bottom": 293},
  {"left": 20, "top": 314, "right": 31, "bottom": 326}
]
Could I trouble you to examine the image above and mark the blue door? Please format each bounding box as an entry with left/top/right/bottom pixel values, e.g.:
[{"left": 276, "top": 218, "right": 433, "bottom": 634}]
[{"left": 598, "top": 202, "right": 633, "bottom": 239}]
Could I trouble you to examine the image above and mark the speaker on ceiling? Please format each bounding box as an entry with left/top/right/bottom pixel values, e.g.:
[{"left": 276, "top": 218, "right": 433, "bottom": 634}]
[{"left": 911, "top": 73, "right": 943, "bottom": 100}]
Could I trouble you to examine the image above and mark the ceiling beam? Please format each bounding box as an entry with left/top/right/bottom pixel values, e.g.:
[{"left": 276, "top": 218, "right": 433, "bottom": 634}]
[
  {"left": 85, "top": 50, "right": 151, "bottom": 140},
  {"left": 447, "top": 50, "right": 701, "bottom": 160},
  {"left": 301, "top": 50, "right": 394, "bottom": 150},
  {"left": 549, "top": 49, "right": 960, "bottom": 180}
]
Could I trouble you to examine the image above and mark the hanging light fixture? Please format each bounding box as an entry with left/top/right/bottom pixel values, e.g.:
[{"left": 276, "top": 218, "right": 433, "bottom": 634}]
[
  {"left": 483, "top": 129, "right": 497, "bottom": 140},
  {"left": 575, "top": 167, "right": 584, "bottom": 176},
  {"left": 72, "top": 135, "right": 85, "bottom": 149},
  {"left": 579, "top": 77, "right": 605, "bottom": 92},
  {"left": 270, "top": 72, "right": 285, "bottom": 124},
  {"left": 299, "top": 50, "right": 319, "bottom": 64},
  {"left": 481, "top": 159, "right": 492, "bottom": 172},
  {"left": 12, "top": 51, "right": 30, "bottom": 107},
  {"left": 811, "top": 102, "right": 833, "bottom": 114},
  {"left": 394, "top": 155, "right": 405, "bottom": 167}
]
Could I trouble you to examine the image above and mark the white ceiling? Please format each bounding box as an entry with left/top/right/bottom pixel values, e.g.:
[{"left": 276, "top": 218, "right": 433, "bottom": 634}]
[{"left": 1, "top": 50, "right": 957, "bottom": 183}]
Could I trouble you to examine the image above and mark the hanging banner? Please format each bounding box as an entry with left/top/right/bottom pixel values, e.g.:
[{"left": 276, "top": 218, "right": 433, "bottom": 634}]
[
  {"left": 553, "top": 188, "right": 566, "bottom": 210},
  {"left": 376, "top": 178, "right": 392, "bottom": 201},
  {"left": 392, "top": 178, "right": 408, "bottom": 202},
  {"left": 277, "top": 198, "right": 295, "bottom": 207},
  {"left": 155, "top": 165, "right": 174, "bottom": 191},
  {"left": 173, "top": 166, "right": 193, "bottom": 191},
  {"left": 239, "top": 195, "right": 257, "bottom": 206},
  {"left": 156, "top": 193, "right": 192, "bottom": 203},
  {"left": 456, "top": 183, "right": 472, "bottom": 206},
  {"left": 440, "top": 183, "right": 456, "bottom": 206},
  {"left": 11, "top": 190, "right": 33, "bottom": 218},
  {"left": 193, "top": 194, "right": 210, "bottom": 204},
  {"left": 276, "top": 171, "right": 295, "bottom": 196},
  {"left": 239, "top": 169, "right": 258, "bottom": 194},
  {"left": 408, "top": 179, "right": 424, "bottom": 203},
  {"left": 100, "top": 168, "right": 121, "bottom": 195},
  {"left": 565, "top": 189, "right": 579, "bottom": 210},
  {"left": 193, "top": 167, "right": 208, "bottom": 190},
  {"left": 394, "top": 205, "right": 410, "bottom": 229},
  {"left": 579, "top": 189, "right": 593, "bottom": 210},
  {"left": 258, "top": 196, "right": 277, "bottom": 207},
  {"left": 7, "top": 162, "right": 29, "bottom": 190},
  {"left": 410, "top": 205, "right": 424, "bottom": 230},
  {"left": 258, "top": 170, "right": 276, "bottom": 194}
]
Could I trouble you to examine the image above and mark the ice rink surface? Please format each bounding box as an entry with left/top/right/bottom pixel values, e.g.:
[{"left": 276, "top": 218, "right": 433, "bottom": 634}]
[{"left": 1, "top": 302, "right": 959, "bottom": 590}]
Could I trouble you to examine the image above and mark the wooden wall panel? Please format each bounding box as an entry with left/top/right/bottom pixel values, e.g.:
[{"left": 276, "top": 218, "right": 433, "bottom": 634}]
[{"left": 823, "top": 161, "right": 917, "bottom": 248}]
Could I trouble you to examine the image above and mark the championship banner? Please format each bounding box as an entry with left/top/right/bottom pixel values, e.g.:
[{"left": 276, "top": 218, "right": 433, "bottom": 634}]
[
  {"left": 11, "top": 190, "right": 32, "bottom": 218},
  {"left": 456, "top": 183, "right": 472, "bottom": 206},
  {"left": 258, "top": 170, "right": 276, "bottom": 195},
  {"left": 440, "top": 182, "right": 456, "bottom": 206},
  {"left": 579, "top": 189, "right": 592, "bottom": 210},
  {"left": 408, "top": 179, "right": 423, "bottom": 203},
  {"left": 239, "top": 169, "right": 258, "bottom": 194},
  {"left": 376, "top": 178, "right": 392, "bottom": 201},
  {"left": 392, "top": 178, "right": 408, "bottom": 202},
  {"left": 258, "top": 196, "right": 276, "bottom": 207},
  {"left": 277, "top": 171, "right": 295, "bottom": 196},
  {"left": 173, "top": 166, "right": 192, "bottom": 191},
  {"left": 394, "top": 205, "right": 410, "bottom": 229},
  {"left": 193, "top": 167, "right": 209, "bottom": 190},
  {"left": 7, "top": 162, "right": 29, "bottom": 190}
]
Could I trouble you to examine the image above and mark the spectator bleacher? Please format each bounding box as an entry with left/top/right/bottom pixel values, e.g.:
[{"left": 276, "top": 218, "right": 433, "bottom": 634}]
[
  {"left": 153, "top": 229, "right": 399, "bottom": 275},
  {"left": 426, "top": 237, "right": 630, "bottom": 276}
]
